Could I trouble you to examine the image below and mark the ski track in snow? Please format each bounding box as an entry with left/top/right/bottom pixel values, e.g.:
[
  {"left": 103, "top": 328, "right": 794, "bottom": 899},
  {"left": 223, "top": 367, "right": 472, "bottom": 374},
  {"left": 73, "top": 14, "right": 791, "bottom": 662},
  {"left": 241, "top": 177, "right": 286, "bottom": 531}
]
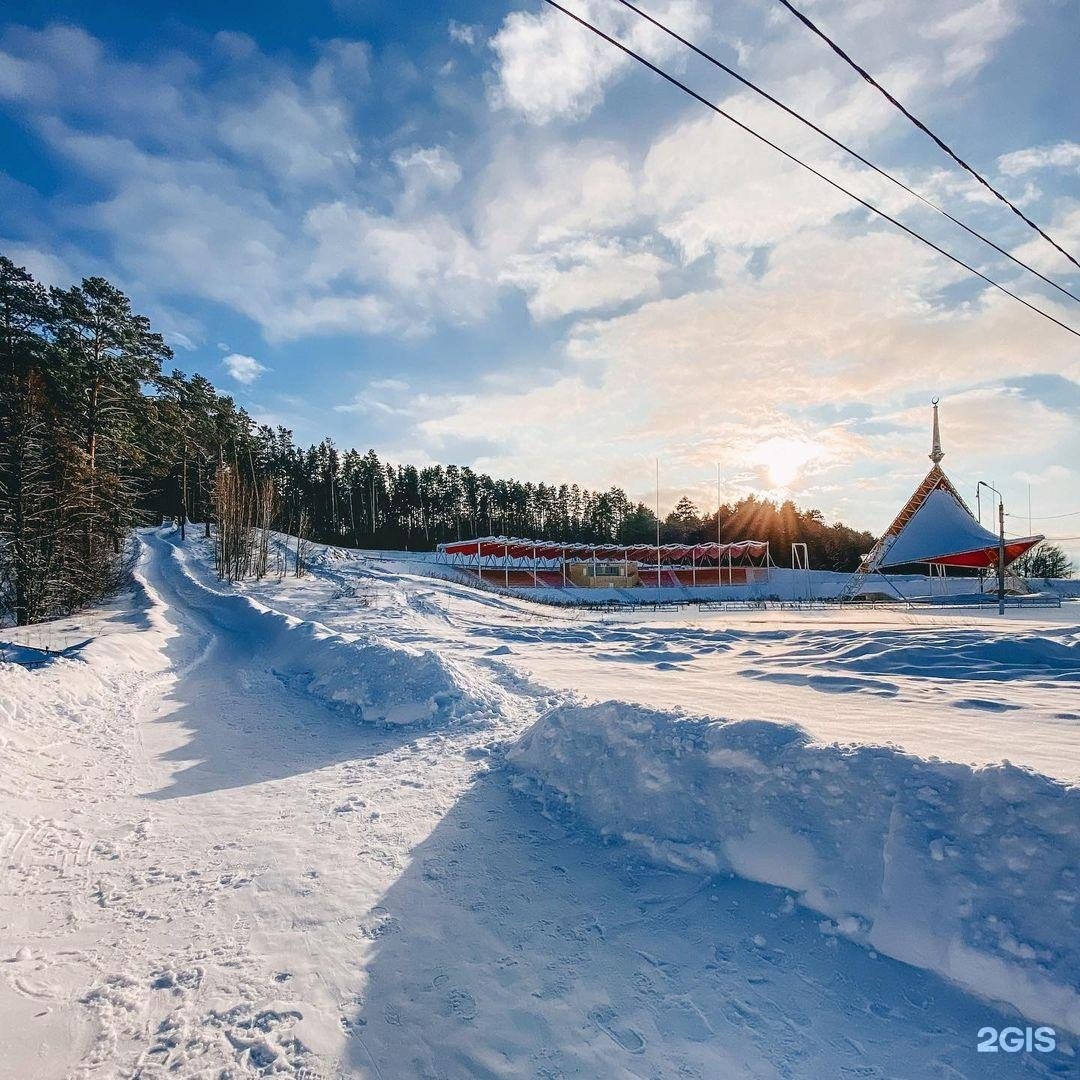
[{"left": 0, "top": 526, "right": 1076, "bottom": 1078}]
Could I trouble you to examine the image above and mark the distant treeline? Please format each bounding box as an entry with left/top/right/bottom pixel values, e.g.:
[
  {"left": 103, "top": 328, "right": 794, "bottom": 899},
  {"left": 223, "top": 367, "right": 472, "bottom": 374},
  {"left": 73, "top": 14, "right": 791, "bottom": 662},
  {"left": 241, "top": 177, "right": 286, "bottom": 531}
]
[{"left": 1, "top": 254, "right": 880, "bottom": 624}]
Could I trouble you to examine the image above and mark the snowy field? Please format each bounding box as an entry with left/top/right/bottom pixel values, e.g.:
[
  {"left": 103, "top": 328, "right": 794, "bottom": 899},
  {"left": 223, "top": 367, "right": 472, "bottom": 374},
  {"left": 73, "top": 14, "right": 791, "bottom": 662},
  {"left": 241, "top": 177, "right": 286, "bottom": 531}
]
[{"left": 1, "top": 526, "right": 1078, "bottom": 1078}]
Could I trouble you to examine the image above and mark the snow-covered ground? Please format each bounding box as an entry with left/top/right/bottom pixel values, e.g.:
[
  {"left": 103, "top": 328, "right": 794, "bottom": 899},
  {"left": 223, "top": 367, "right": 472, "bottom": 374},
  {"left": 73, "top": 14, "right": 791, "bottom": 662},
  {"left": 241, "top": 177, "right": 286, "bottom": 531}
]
[{"left": 1, "top": 527, "right": 1077, "bottom": 1078}]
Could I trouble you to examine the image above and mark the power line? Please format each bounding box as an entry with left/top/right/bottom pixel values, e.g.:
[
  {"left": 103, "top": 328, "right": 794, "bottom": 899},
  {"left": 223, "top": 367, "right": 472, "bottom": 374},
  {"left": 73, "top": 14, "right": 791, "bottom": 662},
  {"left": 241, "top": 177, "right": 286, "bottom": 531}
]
[
  {"left": 774, "top": 0, "right": 1080, "bottom": 272},
  {"left": 1006, "top": 509, "right": 1080, "bottom": 520},
  {"left": 539, "top": 0, "right": 1080, "bottom": 339},
  {"left": 612, "top": 0, "right": 1079, "bottom": 306}
]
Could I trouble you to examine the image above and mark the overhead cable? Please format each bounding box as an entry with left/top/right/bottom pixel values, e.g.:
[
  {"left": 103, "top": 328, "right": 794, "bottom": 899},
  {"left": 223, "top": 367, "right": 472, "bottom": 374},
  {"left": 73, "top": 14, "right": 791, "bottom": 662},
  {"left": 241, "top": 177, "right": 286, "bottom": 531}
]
[
  {"left": 612, "top": 0, "right": 1080, "bottom": 305},
  {"left": 774, "top": 0, "right": 1080, "bottom": 271},
  {"left": 539, "top": 0, "right": 1080, "bottom": 339}
]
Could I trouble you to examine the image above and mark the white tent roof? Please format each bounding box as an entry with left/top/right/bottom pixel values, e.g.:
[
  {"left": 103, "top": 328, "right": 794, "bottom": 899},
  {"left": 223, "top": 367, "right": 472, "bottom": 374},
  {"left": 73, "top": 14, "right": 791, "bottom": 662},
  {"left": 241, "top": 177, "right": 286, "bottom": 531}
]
[
  {"left": 876, "top": 486, "right": 1001, "bottom": 568},
  {"left": 861, "top": 404, "right": 1044, "bottom": 574}
]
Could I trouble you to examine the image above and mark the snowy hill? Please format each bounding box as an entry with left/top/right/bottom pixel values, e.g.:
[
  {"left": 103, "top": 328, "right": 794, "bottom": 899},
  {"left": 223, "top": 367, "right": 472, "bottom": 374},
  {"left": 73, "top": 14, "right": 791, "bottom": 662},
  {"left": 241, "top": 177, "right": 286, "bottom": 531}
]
[{"left": 1, "top": 526, "right": 1077, "bottom": 1078}]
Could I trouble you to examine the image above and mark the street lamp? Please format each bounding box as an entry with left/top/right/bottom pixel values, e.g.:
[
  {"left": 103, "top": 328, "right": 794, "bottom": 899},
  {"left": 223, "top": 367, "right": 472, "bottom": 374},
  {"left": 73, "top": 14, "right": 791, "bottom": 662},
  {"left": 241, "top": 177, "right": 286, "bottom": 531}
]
[{"left": 976, "top": 481, "right": 1006, "bottom": 615}]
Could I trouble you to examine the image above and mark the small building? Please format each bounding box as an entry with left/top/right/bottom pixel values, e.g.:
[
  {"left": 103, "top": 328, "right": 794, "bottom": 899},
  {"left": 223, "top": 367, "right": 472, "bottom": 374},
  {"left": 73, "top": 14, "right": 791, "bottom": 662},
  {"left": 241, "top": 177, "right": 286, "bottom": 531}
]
[{"left": 567, "top": 560, "right": 640, "bottom": 588}]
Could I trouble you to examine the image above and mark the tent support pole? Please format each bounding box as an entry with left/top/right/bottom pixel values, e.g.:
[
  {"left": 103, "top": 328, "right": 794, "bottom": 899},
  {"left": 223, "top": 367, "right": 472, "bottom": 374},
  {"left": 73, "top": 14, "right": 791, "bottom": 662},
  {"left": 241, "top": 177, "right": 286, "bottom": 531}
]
[{"left": 876, "top": 569, "right": 910, "bottom": 604}]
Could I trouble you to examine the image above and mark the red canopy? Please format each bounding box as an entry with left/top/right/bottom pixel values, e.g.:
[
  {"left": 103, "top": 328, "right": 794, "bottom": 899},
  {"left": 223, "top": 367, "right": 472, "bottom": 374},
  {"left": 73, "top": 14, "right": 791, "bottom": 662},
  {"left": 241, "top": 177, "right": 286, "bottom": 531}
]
[
  {"left": 923, "top": 538, "right": 1042, "bottom": 569},
  {"left": 437, "top": 537, "right": 769, "bottom": 563}
]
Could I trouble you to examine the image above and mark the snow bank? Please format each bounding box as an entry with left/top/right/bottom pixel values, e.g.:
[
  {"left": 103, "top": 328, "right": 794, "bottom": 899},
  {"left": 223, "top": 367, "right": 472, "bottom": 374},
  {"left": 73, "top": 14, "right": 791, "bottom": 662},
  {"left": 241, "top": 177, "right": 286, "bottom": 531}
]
[
  {"left": 764, "top": 623, "right": 1080, "bottom": 682},
  {"left": 509, "top": 700, "right": 1080, "bottom": 1032},
  {"left": 162, "top": 539, "right": 502, "bottom": 726},
  {"left": 280, "top": 631, "right": 498, "bottom": 727}
]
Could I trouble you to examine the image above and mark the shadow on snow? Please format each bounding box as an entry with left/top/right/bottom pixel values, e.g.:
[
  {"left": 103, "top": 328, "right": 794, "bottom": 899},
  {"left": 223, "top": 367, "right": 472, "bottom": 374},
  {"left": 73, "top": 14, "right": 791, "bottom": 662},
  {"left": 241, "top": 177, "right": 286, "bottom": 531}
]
[{"left": 342, "top": 770, "right": 1072, "bottom": 1079}]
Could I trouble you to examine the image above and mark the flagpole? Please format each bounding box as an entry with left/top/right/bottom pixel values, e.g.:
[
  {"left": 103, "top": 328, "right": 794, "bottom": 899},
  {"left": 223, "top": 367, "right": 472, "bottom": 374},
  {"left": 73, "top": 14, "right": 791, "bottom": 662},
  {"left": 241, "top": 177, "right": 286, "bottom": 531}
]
[
  {"left": 717, "top": 461, "right": 722, "bottom": 589},
  {"left": 655, "top": 457, "right": 661, "bottom": 587}
]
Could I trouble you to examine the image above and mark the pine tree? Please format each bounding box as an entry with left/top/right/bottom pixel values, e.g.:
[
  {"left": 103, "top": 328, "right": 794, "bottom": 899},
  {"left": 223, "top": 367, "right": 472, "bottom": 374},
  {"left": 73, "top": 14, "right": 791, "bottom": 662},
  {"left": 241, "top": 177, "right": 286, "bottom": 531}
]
[
  {"left": 51, "top": 276, "right": 171, "bottom": 565},
  {"left": 0, "top": 257, "right": 56, "bottom": 623},
  {"left": 1013, "top": 543, "right": 1073, "bottom": 580}
]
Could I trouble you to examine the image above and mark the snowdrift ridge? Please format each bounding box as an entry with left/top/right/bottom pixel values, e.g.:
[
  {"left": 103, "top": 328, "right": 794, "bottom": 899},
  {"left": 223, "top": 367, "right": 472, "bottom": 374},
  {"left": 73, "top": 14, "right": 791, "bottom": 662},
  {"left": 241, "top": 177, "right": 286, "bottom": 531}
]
[
  {"left": 510, "top": 700, "right": 1080, "bottom": 1033},
  {"left": 161, "top": 538, "right": 501, "bottom": 726}
]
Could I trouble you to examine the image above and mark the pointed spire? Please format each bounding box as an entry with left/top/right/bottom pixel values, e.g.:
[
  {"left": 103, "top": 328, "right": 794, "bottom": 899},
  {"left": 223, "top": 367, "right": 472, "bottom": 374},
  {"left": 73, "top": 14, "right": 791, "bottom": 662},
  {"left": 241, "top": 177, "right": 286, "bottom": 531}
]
[{"left": 929, "top": 397, "right": 944, "bottom": 464}]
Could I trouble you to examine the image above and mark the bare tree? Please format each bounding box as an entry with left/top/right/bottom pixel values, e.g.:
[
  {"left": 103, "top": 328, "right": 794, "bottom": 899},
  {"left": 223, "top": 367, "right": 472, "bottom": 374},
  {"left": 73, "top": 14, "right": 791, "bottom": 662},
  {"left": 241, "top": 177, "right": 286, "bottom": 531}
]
[
  {"left": 295, "top": 511, "right": 312, "bottom": 579},
  {"left": 214, "top": 465, "right": 277, "bottom": 582}
]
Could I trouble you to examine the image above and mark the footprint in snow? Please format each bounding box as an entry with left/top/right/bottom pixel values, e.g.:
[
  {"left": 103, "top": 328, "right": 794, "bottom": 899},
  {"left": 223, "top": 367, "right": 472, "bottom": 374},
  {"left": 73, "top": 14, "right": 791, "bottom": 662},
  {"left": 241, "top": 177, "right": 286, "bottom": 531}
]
[
  {"left": 588, "top": 1005, "right": 645, "bottom": 1053},
  {"left": 441, "top": 988, "right": 478, "bottom": 1021}
]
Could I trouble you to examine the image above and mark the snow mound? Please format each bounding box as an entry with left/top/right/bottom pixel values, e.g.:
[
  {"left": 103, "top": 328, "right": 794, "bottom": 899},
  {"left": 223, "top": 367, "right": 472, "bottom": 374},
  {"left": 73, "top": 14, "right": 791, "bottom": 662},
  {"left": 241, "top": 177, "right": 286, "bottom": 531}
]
[
  {"left": 509, "top": 700, "right": 1080, "bottom": 1033},
  {"left": 163, "top": 540, "right": 500, "bottom": 726},
  {"left": 285, "top": 633, "right": 495, "bottom": 727},
  {"left": 767, "top": 625, "right": 1080, "bottom": 682}
]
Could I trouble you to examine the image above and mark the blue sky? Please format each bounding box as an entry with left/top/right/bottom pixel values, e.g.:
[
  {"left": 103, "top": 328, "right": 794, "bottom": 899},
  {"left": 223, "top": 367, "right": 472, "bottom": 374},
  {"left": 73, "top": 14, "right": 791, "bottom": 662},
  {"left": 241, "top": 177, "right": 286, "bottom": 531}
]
[{"left": 1, "top": 0, "right": 1078, "bottom": 552}]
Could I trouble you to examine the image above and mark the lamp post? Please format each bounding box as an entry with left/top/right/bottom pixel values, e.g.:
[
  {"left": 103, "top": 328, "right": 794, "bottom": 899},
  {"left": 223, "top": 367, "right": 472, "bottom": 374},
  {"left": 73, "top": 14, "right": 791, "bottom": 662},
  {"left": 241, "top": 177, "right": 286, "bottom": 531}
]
[{"left": 976, "top": 481, "right": 1006, "bottom": 615}]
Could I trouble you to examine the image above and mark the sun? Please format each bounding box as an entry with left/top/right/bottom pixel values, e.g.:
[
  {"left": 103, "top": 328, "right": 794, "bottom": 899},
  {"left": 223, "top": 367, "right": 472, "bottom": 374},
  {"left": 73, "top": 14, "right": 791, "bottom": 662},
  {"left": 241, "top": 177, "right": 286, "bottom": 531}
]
[{"left": 755, "top": 437, "right": 823, "bottom": 489}]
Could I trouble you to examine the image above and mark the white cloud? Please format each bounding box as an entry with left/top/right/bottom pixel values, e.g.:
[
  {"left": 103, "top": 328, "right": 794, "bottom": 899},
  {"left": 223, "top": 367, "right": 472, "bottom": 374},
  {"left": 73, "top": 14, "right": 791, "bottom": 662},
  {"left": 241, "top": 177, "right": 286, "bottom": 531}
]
[
  {"left": 923, "top": 0, "right": 1023, "bottom": 83},
  {"left": 448, "top": 21, "right": 478, "bottom": 47},
  {"left": 1008, "top": 202, "right": 1080, "bottom": 277},
  {"left": 4, "top": 5, "right": 1070, "bottom": 511},
  {"left": 998, "top": 142, "right": 1080, "bottom": 177},
  {"left": 303, "top": 201, "right": 489, "bottom": 332},
  {"left": 392, "top": 145, "right": 463, "bottom": 209},
  {"left": 413, "top": 223, "right": 1078, "bottom": 520},
  {"left": 217, "top": 88, "right": 359, "bottom": 183},
  {"left": 0, "top": 240, "right": 71, "bottom": 285},
  {"left": 3, "top": 5, "right": 1043, "bottom": 357},
  {"left": 166, "top": 330, "right": 197, "bottom": 352},
  {"left": 335, "top": 377, "right": 426, "bottom": 416},
  {"left": 489, "top": 0, "right": 710, "bottom": 124},
  {"left": 476, "top": 140, "right": 641, "bottom": 256},
  {"left": 1014, "top": 464, "right": 1074, "bottom": 487},
  {"left": 310, "top": 38, "right": 371, "bottom": 100},
  {"left": 223, "top": 353, "right": 268, "bottom": 384},
  {"left": 0, "top": 28, "right": 485, "bottom": 343},
  {"left": 501, "top": 238, "right": 668, "bottom": 320}
]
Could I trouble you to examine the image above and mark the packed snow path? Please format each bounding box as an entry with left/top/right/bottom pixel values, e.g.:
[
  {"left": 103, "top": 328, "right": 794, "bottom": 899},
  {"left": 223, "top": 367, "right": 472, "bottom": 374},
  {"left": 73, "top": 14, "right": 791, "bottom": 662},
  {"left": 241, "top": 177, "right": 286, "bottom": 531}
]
[{"left": 1, "top": 528, "right": 1074, "bottom": 1078}]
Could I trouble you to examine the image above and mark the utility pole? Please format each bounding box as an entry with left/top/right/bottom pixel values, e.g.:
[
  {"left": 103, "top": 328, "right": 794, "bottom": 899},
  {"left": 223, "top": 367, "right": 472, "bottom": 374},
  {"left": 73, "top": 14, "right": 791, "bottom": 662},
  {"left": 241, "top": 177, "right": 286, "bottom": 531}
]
[
  {"left": 978, "top": 481, "right": 1006, "bottom": 615},
  {"left": 998, "top": 497, "right": 1006, "bottom": 616},
  {"left": 717, "top": 461, "right": 722, "bottom": 589}
]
